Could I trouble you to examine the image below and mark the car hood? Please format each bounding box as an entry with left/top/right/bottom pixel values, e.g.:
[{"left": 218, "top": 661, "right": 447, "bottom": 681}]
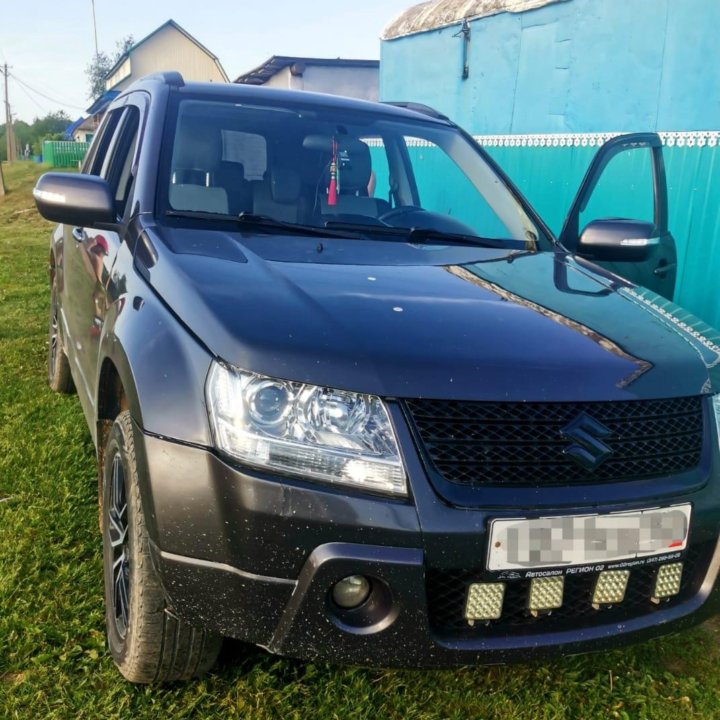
[{"left": 140, "top": 227, "right": 720, "bottom": 402}]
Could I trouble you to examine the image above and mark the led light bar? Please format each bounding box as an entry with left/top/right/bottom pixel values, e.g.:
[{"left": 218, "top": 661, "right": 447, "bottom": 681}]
[
  {"left": 592, "top": 569, "right": 630, "bottom": 607},
  {"left": 528, "top": 576, "right": 564, "bottom": 614},
  {"left": 653, "top": 562, "right": 683, "bottom": 601},
  {"left": 465, "top": 583, "right": 505, "bottom": 623}
]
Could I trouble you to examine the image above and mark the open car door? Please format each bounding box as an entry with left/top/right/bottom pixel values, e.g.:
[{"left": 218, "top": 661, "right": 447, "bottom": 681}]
[{"left": 559, "top": 133, "right": 676, "bottom": 300}]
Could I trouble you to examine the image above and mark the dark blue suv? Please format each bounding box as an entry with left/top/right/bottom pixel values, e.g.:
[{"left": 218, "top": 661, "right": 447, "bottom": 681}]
[{"left": 33, "top": 72, "right": 720, "bottom": 683}]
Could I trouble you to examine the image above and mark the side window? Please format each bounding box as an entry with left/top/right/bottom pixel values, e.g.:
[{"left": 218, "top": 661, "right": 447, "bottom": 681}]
[
  {"left": 82, "top": 109, "right": 124, "bottom": 176},
  {"left": 579, "top": 147, "right": 655, "bottom": 230},
  {"left": 104, "top": 107, "right": 141, "bottom": 219},
  {"left": 361, "top": 136, "right": 391, "bottom": 202}
]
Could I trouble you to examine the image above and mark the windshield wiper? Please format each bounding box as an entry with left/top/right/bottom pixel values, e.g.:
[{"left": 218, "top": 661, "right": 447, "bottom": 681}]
[
  {"left": 324, "top": 220, "right": 528, "bottom": 250},
  {"left": 236, "top": 212, "right": 361, "bottom": 238},
  {"left": 166, "top": 210, "right": 361, "bottom": 239},
  {"left": 406, "top": 227, "right": 529, "bottom": 250}
]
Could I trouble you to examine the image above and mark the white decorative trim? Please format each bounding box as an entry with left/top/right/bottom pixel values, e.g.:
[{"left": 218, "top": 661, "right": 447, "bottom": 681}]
[
  {"left": 471, "top": 131, "right": 720, "bottom": 148},
  {"left": 621, "top": 288, "right": 720, "bottom": 367},
  {"left": 369, "top": 133, "right": 720, "bottom": 149}
]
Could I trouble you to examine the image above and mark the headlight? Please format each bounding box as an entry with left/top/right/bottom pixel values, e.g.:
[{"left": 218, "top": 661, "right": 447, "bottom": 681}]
[{"left": 205, "top": 363, "right": 407, "bottom": 495}]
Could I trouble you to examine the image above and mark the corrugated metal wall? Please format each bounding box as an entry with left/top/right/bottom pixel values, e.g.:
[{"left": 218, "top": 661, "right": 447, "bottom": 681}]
[{"left": 380, "top": 0, "right": 720, "bottom": 134}]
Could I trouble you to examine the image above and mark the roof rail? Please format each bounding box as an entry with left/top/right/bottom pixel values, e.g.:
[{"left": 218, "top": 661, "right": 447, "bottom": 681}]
[
  {"left": 143, "top": 71, "right": 185, "bottom": 87},
  {"left": 382, "top": 101, "right": 449, "bottom": 121}
]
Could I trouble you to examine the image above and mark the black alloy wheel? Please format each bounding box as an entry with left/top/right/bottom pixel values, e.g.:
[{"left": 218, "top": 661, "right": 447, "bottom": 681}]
[
  {"left": 102, "top": 411, "right": 222, "bottom": 682},
  {"left": 108, "top": 452, "right": 130, "bottom": 639}
]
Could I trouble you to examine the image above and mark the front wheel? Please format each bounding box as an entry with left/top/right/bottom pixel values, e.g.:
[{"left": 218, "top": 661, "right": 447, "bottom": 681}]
[{"left": 102, "top": 411, "right": 222, "bottom": 683}]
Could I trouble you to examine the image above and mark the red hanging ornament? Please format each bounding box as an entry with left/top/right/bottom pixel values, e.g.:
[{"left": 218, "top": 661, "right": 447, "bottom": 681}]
[{"left": 328, "top": 137, "right": 338, "bottom": 206}]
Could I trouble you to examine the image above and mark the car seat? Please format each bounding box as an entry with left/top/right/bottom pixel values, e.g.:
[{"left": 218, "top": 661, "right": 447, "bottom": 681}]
[
  {"left": 320, "top": 141, "right": 390, "bottom": 219},
  {"left": 169, "top": 119, "right": 228, "bottom": 214}
]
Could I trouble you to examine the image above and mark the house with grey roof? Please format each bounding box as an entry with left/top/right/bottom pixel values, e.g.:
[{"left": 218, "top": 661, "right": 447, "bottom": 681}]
[{"left": 235, "top": 56, "right": 379, "bottom": 101}]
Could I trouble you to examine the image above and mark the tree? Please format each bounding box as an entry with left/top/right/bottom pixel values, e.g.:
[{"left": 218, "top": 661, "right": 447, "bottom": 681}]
[
  {"left": 86, "top": 51, "right": 112, "bottom": 100},
  {"left": 1, "top": 112, "right": 72, "bottom": 161},
  {"left": 85, "top": 36, "right": 134, "bottom": 99}
]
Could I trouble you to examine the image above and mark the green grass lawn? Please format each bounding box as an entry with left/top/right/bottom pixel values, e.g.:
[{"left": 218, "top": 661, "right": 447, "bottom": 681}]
[{"left": 1, "top": 161, "right": 719, "bottom": 719}]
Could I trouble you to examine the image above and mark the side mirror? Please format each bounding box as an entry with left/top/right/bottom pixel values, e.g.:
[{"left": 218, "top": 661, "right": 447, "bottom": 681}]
[
  {"left": 577, "top": 219, "right": 658, "bottom": 262},
  {"left": 33, "top": 173, "right": 115, "bottom": 228}
]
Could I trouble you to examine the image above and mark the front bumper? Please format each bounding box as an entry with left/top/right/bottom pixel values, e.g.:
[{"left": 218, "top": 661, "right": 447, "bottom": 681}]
[{"left": 133, "top": 421, "right": 720, "bottom": 668}]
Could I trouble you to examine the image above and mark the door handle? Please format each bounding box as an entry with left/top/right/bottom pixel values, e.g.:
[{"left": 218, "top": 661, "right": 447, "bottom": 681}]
[
  {"left": 71, "top": 227, "right": 86, "bottom": 243},
  {"left": 654, "top": 262, "right": 676, "bottom": 278}
]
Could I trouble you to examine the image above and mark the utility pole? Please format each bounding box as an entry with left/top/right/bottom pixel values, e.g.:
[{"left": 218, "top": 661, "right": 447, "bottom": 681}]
[
  {"left": 3, "top": 63, "right": 16, "bottom": 163},
  {"left": 91, "top": 0, "right": 99, "bottom": 56}
]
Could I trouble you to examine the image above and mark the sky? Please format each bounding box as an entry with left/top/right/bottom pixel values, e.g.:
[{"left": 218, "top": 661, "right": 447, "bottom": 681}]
[{"left": 0, "top": 0, "right": 415, "bottom": 123}]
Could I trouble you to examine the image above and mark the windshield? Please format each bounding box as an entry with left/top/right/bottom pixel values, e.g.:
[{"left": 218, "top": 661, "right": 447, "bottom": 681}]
[{"left": 161, "top": 96, "right": 543, "bottom": 245}]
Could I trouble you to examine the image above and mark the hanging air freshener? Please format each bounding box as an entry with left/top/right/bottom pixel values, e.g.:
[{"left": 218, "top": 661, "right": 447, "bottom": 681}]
[{"left": 328, "top": 137, "right": 338, "bottom": 206}]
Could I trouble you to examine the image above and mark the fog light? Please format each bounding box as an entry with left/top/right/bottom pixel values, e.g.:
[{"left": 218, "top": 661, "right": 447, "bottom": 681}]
[
  {"left": 465, "top": 583, "right": 505, "bottom": 623},
  {"left": 332, "top": 575, "right": 371, "bottom": 609},
  {"left": 592, "top": 570, "right": 630, "bottom": 607},
  {"left": 529, "top": 576, "right": 564, "bottom": 614},
  {"left": 653, "top": 562, "right": 683, "bottom": 601}
]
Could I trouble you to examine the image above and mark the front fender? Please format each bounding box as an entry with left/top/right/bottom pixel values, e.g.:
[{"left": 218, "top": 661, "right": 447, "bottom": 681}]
[{"left": 96, "top": 247, "right": 215, "bottom": 448}]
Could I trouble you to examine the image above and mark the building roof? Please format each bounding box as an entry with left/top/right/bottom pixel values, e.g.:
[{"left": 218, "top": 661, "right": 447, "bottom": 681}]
[
  {"left": 86, "top": 90, "right": 120, "bottom": 116},
  {"left": 234, "top": 56, "right": 379, "bottom": 85},
  {"left": 63, "top": 117, "right": 85, "bottom": 140},
  {"left": 104, "top": 19, "right": 229, "bottom": 85},
  {"left": 382, "top": 0, "right": 568, "bottom": 39},
  {"left": 75, "top": 117, "right": 99, "bottom": 133}
]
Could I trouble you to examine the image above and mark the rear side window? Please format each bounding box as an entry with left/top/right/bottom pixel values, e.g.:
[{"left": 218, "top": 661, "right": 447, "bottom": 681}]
[
  {"left": 102, "top": 107, "right": 141, "bottom": 219},
  {"left": 110, "top": 110, "right": 140, "bottom": 217},
  {"left": 82, "top": 109, "right": 123, "bottom": 176}
]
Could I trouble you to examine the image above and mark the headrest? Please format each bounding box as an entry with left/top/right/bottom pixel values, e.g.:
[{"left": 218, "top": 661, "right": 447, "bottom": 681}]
[
  {"left": 302, "top": 135, "right": 372, "bottom": 194},
  {"left": 337, "top": 142, "right": 371, "bottom": 195},
  {"left": 271, "top": 168, "right": 302, "bottom": 204},
  {"left": 218, "top": 160, "right": 246, "bottom": 182},
  {"left": 172, "top": 116, "right": 222, "bottom": 172}
]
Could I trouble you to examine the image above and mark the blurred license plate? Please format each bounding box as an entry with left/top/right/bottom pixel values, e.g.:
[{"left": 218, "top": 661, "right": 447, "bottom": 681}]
[{"left": 488, "top": 504, "right": 691, "bottom": 571}]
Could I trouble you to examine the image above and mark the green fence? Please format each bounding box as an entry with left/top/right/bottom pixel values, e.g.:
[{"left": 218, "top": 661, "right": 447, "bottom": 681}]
[{"left": 42, "top": 140, "right": 90, "bottom": 168}]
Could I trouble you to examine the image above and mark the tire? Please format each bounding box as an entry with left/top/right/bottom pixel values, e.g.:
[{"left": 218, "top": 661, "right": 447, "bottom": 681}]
[
  {"left": 48, "top": 277, "right": 75, "bottom": 394},
  {"left": 102, "top": 411, "right": 222, "bottom": 683}
]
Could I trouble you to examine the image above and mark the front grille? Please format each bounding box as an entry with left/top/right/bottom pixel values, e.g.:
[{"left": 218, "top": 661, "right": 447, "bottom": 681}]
[
  {"left": 427, "top": 543, "right": 713, "bottom": 638},
  {"left": 404, "top": 396, "right": 704, "bottom": 487}
]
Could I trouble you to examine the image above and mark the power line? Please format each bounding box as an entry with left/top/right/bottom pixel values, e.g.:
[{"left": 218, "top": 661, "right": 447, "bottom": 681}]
[
  {"left": 9, "top": 72, "right": 86, "bottom": 112},
  {"left": 13, "top": 78, "right": 49, "bottom": 116}
]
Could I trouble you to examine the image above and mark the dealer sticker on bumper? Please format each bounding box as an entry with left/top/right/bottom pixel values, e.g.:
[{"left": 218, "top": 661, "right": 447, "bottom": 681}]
[{"left": 487, "top": 504, "right": 691, "bottom": 572}]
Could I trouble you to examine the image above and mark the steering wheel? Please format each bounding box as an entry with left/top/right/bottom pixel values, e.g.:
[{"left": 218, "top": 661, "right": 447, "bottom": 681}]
[{"left": 378, "top": 205, "right": 424, "bottom": 224}]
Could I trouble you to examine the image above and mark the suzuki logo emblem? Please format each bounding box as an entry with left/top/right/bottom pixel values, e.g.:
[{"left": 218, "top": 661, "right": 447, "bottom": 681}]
[{"left": 560, "top": 412, "right": 613, "bottom": 470}]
